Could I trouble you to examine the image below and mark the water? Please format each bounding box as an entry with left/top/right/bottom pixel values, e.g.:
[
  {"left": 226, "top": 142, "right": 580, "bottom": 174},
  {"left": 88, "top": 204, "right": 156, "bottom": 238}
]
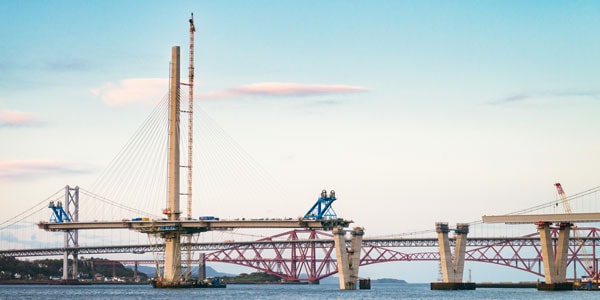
[{"left": 0, "top": 283, "right": 597, "bottom": 300}]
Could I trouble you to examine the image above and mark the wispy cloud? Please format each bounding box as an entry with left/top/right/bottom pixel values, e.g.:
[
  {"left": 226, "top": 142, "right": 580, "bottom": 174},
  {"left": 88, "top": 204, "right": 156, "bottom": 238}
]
[
  {"left": 0, "top": 109, "right": 44, "bottom": 127},
  {"left": 90, "top": 79, "right": 367, "bottom": 105},
  {"left": 90, "top": 78, "right": 168, "bottom": 107},
  {"left": 491, "top": 90, "right": 600, "bottom": 105},
  {"left": 0, "top": 160, "right": 94, "bottom": 182},
  {"left": 201, "top": 82, "right": 368, "bottom": 99}
]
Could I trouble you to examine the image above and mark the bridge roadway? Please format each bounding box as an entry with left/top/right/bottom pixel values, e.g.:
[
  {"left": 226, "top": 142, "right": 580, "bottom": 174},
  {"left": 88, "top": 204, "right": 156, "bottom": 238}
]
[
  {"left": 4, "top": 236, "right": 600, "bottom": 257},
  {"left": 37, "top": 219, "right": 351, "bottom": 233},
  {"left": 483, "top": 212, "right": 600, "bottom": 224}
]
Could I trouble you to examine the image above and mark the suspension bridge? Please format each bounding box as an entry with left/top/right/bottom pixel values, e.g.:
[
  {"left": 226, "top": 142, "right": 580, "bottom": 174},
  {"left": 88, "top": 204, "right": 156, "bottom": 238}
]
[{"left": 2, "top": 14, "right": 600, "bottom": 292}]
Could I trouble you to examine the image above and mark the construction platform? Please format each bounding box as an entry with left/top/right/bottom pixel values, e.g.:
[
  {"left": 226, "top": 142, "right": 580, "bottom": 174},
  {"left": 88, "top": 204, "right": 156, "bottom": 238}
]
[
  {"left": 430, "top": 282, "right": 476, "bottom": 290},
  {"left": 150, "top": 278, "right": 226, "bottom": 289},
  {"left": 536, "top": 282, "right": 574, "bottom": 291}
]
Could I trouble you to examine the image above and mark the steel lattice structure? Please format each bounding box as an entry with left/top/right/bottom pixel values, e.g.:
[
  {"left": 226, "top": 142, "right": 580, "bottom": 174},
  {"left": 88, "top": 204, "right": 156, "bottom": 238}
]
[
  {"left": 204, "top": 230, "right": 339, "bottom": 282},
  {"left": 3, "top": 228, "right": 600, "bottom": 282},
  {"left": 205, "top": 228, "right": 600, "bottom": 282}
]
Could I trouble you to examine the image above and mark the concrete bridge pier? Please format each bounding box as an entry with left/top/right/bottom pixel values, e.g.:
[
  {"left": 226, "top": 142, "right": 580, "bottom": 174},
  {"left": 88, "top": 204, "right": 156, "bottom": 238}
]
[
  {"left": 431, "top": 222, "right": 475, "bottom": 290},
  {"left": 333, "top": 226, "right": 364, "bottom": 290},
  {"left": 536, "top": 222, "right": 574, "bottom": 291},
  {"left": 134, "top": 262, "right": 139, "bottom": 282},
  {"left": 198, "top": 253, "right": 206, "bottom": 280}
]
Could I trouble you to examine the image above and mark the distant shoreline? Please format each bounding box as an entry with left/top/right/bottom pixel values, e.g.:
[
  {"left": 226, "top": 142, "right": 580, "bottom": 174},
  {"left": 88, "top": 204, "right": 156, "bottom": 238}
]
[
  {"left": 0, "top": 278, "right": 409, "bottom": 286},
  {"left": 0, "top": 280, "right": 147, "bottom": 285}
]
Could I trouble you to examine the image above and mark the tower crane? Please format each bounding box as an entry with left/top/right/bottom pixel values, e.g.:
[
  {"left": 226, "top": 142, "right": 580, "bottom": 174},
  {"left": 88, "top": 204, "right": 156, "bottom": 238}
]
[{"left": 554, "top": 183, "right": 594, "bottom": 278}]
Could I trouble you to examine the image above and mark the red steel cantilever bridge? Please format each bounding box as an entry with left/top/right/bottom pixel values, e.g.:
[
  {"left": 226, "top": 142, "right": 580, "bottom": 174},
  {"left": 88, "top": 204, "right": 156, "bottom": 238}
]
[
  {"left": 3, "top": 227, "right": 600, "bottom": 283},
  {"left": 204, "top": 227, "right": 600, "bottom": 282}
]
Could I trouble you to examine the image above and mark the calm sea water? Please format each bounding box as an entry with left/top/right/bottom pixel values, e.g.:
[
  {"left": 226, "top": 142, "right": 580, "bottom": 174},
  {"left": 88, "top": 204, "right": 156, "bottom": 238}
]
[{"left": 0, "top": 283, "right": 598, "bottom": 300}]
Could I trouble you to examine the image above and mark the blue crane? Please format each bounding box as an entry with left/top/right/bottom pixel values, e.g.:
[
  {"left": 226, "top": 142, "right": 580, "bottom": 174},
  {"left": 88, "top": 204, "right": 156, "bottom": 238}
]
[
  {"left": 48, "top": 200, "right": 71, "bottom": 223},
  {"left": 303, "top": 189, "right": 338, "bottom": 220}
]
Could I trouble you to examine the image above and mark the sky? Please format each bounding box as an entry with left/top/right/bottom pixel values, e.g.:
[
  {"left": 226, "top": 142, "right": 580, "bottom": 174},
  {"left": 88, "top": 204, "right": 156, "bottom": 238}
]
[{"left": 1, "top": 0, "right": 600, "bottom": 282}]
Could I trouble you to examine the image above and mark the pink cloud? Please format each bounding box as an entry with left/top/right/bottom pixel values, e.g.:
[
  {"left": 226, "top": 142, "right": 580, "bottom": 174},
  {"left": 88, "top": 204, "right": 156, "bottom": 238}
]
[
  {"left": 202, "top": 82, "right": 367, "bottom": 99},
  {"left": 0, "top": 110, "right": 42, "bottom": 127},
  {"left": 0, "top": 160, "right": 93, "bottom": 181},
  {"left": 90, "top": 78, "right": 169, "bottom": 107}
]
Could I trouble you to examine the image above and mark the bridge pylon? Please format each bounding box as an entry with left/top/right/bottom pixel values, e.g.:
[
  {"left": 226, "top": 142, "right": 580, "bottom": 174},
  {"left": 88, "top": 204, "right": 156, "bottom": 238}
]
[
  {"left": 481, "top": 212, "right": 600, "bottom": 290},
  {"left": 333, "top": 226, "right": 364, "bottom": 290},
  {"left": 431, "top": 222, "right": 475, "bottom": 290},
  {"left": 536, "top": 222, "right": 574, "bottom": 290}
]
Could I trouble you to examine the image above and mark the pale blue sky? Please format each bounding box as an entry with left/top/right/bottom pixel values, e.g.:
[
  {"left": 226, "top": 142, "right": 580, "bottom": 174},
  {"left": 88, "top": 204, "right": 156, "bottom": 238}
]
[{"left": 1, "top": 1, "right": 600, "bottom": 282}]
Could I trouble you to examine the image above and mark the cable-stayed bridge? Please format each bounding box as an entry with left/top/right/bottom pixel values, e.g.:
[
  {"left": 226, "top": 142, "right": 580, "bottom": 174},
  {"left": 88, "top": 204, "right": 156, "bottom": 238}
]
[
  {"left": 2, "top": 19, "right": 600, "bottom": 290},
  {"left": 2, "top": 79, "right": 600, "bottom": 285},
  {"left": 2, "top": 185, "right": 600, "bottom": 284}
]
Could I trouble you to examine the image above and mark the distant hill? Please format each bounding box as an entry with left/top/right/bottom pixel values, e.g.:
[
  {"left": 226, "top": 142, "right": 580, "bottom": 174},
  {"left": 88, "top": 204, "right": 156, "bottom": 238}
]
[
  {"left": 124, "top": 266, "right": 408, "bottom": 285},
  {"left": 127, "top": 265, "right": 235, "bottom": 278},
  {"left": 0, "top": 257, "right": 146, "bottom": 281}
]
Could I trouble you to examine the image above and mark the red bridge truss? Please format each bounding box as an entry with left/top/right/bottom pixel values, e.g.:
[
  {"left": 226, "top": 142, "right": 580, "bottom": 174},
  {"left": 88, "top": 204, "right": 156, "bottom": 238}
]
[
  {"left": 205, "top": 227, "right": 600, "bottom": 282},
  {"left": 4, "top": 228, "right": 600, "bottom": 282}
]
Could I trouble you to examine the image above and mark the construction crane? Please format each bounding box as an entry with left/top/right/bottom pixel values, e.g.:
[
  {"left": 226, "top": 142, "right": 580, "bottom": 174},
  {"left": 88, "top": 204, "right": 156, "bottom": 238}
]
[
  {"left": 48, "top": 201, "right": 71, "bottom": 223},
  {"left": 304, "top": 190, "right": 338, "bottom": 220},
  {"left": 183, "top": 12, "right": 196, "bottom": 281},
  {"left": 554, "top": 183, "right": 594, "bottom": 277}
]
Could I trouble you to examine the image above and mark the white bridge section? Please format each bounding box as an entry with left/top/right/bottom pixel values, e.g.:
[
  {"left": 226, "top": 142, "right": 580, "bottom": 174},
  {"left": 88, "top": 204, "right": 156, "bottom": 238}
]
[
  {"left": 483, "top": 212, "right": 600, "bottom": 289},
  {"left": 483, "top": 213, "right": 600, "bottom": 224}
]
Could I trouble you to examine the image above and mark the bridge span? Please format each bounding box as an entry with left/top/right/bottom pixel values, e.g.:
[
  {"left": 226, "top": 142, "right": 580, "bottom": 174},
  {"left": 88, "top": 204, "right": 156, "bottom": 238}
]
[
  {"left": 4, "top": 228, "right": 600, "bottom": 283},
  {"left": 4, "top": 234, "right": 600, "bottom": 257}
]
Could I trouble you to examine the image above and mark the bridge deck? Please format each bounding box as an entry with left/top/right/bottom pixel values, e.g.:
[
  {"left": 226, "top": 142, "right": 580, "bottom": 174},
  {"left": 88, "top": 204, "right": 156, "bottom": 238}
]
[
  {"left": 37, "top": 219, "right": 352, "bottom": 233},
  {"left": 482, "top": 212, "right": 600, "bottom": 224},
  {"left": 6, "top": 235, "right": 600, "bottom": 257}
]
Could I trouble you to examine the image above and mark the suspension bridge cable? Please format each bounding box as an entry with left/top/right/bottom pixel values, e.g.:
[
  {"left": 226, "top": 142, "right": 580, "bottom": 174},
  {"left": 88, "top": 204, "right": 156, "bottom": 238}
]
[
  {"left": 118, "top": 93, "right": 169, "bottom": 214},
  {"left": 505, "top": 185, "right": 600, "bottom": 216},
  {"left": 0, "top": 187, "right": 64, "bottom": 229},
  {"left": 101, "top": 98, "right": 164, "bottom": 211},
  {"left": 143, "top": 94, "right": 169, "bottom": 214},
  {"left": 78, "top": 188, "right": 160, "bottom": 219},
  {"left": 194, "top": 106, "right": 288, "bottom": 218},
  {"left": 87, "top": 93, "right": 169, "bottom": 219},
  {"left": 373, "top": 185, "right": 600, "bottom": 239},
  {"left": 0, "top": 206, "right": 47, "bottom": 231}
]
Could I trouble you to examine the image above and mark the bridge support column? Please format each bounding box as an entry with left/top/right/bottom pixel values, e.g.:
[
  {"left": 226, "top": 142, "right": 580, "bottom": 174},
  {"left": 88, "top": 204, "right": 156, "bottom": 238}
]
[
  {"left": 536, "top": 222, "right": 573, "bottom": 291},
  {"left": 198, "top": 253, "right": 206, "bottom": 280},
  {"left": 431, "top": 222, "right": 475, "bottom": 290},
  {"left": 134, "top": 262, "right": 139, "bottom": 282},
  {"left": 62, "top": 238, "right": 69, "bottom": 280},
  {"left": 62, "top": 185, "right": 80, "bottom": 282},
  {"left": 163, "top": 233, "right": 182, "bottom": 282},
  {"left": 333, "top": 226, "right": 364, "bottom": 290},
  {"left": 155, "top": 44, "right": 183, "bottom": 287}
]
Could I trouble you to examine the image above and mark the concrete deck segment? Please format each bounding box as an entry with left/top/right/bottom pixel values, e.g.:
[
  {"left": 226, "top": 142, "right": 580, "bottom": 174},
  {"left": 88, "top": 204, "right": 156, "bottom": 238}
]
[
  {"left": 38, "top": 219, "right": 352, "bottom": 232},
  {"left": 482, "top": 213, "right": 600, "bottom": 224}
]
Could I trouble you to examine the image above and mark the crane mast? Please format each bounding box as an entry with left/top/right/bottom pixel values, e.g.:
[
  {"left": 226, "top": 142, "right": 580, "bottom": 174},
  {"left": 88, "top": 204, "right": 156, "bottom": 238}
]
[
  {"left": 554, "top": 183, "right": 594, "bottom": 277},
  {"left": 182, "top": 12, "right": 196, "bottom": 280},
  {"left": 187, "top": 13, "right": 195, "bottom": 222},
  {"left": 555, "top": 183, "right": 572, "bottom": 213}
]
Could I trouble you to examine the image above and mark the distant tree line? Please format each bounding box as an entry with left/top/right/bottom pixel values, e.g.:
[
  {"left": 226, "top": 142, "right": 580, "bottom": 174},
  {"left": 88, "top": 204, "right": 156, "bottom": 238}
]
[{"left": 0, "top": 256, "right": 147, "bottom": 281}]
